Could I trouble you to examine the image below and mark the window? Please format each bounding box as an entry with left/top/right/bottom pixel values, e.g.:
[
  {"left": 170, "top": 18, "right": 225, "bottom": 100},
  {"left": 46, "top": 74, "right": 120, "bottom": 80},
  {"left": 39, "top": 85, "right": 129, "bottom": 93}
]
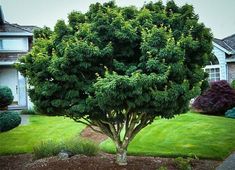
[
  {"left": 205, "top": 66, "right": 220, "bottom": 82},
  {"left": 0, "top": 38, "right": 28, "bottom": 52}
]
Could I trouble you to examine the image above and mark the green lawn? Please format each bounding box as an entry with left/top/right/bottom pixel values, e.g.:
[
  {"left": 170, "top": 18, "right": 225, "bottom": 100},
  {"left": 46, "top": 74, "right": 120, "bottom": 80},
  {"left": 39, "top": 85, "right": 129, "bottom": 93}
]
[
  {"left": 0, "top": 115, "right": 85, "bottom": 155},
  {"left": 100, "top": 112, "right": 235, "bottom": 160}
]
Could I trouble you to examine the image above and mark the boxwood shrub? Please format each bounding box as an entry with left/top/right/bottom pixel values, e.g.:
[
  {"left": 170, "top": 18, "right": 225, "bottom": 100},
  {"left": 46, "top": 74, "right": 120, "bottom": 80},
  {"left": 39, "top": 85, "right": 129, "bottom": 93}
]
[
  {"left": 0, "top": 111, "right": 21, "bottom": 132},
  {"left": 0, "top": 86, "right": 14, "bottom": 109}
]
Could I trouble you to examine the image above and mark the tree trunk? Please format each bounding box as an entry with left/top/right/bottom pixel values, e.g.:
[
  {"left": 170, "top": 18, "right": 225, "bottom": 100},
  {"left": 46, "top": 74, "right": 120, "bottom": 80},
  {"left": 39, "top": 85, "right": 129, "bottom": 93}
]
[{"left": 116, "top": 146, "right": 127, "bottom": 166}]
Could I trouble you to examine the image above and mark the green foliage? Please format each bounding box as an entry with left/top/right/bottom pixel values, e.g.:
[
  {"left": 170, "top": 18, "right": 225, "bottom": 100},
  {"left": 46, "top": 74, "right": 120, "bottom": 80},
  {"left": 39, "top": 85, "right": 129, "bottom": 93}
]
[
  {"left": 33, "top": 138, "right": 99, "bottom": 159},
  {"left": 231, "top": 80, "right": 235, "bottom": 89},
  {"left": 158, "top": 166, "right": 168, "bottom": 170},
  {"left": 16, "top": 1, "right": 213, "bottom": 164},
  {"left": 225, "top": 107, "right": 235, "bottom": 119},
  {"left": 174, "top": 157, "right": 192, "bottom": 170},
  {"left": 63, "top": 138, "right": 99, "bottom": 156},
  {"left": 0, "top": 111, "right": 21, "bottom": 132},
  {"left": 0, "top": 86, "right": 14, "bottom": 109},
  {"left": 33, "top": 140, "right": 62, "bottom": 159},
  {"left": 20, "top": 109, "right": 37, "bottom": 115},
  {"left": 33, "top": 26, "right": 52, "bottom": 39}
]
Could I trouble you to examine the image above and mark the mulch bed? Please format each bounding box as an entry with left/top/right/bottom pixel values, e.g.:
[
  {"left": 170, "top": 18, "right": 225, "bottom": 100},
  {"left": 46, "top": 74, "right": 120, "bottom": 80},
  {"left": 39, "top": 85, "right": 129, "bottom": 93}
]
[
  {"left": 0, "top": 153, "right": 220, "bottom": 170},
  {"left": 0, "top": 126, "right": 221, "bottom": 170}
]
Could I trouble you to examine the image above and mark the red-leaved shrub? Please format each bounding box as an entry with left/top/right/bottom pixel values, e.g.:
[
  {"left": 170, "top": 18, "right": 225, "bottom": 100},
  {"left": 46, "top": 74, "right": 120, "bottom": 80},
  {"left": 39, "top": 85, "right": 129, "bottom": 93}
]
[{"left": 192, "top": 80, "right": 235, "bottom": 115}]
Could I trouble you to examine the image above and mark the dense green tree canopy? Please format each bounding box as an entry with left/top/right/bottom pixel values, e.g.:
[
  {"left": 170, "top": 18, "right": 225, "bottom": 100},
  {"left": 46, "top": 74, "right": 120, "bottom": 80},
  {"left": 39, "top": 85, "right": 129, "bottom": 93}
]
[{"left": 16, "top": 1, "right": 212, "bottom": 165}]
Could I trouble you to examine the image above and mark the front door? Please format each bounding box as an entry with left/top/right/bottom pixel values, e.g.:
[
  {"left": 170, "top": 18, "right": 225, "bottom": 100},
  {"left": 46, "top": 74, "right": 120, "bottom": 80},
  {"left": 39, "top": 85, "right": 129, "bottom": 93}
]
[
  {"left": 0, "top": 66, "right": 27, "bottom": 107},
  {"left": 18, "top": 72, "right": 27, "bottom": 106}
]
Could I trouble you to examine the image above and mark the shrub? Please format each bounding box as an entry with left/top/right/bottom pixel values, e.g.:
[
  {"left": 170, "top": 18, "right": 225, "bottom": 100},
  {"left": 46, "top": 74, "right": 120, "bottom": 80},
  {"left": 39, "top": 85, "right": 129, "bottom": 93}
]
[
  {"left": 158, "top": 166, "right": 168, "bottom": 170},
  {"left": 174, "top": 157, "right": 192, "bottom": 170},
  {"left": 33, "top": 140, "right": 63, "bottom": 159},
  {"left": 225, "top": 107, "right": 235, "bottom": 119},
  {"left": 20, "top": 109, "right": 37, "bottom": 115},
  {"left": 231, "top": 80, "right": 235, "bottom": 89},
  {"left": 64, "top": 138, "right": 99, "bottom": 156},
  {"left": 192, "top": 80, "right": 235, "bottom": 115},
  {"left": 33, "top": 138, "right": 99, "bottom": 159},
  {"left": 0, "top": 111, "right": 21, "bottom": 132},
  {"left": 0, "top": 86, "right": 14, "bottom": 109}
]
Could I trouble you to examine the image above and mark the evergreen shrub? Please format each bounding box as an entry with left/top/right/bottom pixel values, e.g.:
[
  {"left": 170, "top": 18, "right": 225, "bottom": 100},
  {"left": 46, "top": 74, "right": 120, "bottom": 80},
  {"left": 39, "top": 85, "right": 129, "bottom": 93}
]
[
  {"left": 225, "top": 107, "right": 235, "bottom": 119},
  {"left": 0, "top": 111, "right": 21, "bottom": 132},
  {"left": 0, "top": 86, "right": 14, "bottom": 109}
]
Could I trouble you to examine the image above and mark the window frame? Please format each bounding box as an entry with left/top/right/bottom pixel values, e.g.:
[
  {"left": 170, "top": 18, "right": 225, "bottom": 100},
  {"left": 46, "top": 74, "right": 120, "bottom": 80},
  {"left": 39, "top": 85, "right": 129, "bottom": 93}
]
[{"left": 204, "top": 65, "right": 220, "bottom": 82}]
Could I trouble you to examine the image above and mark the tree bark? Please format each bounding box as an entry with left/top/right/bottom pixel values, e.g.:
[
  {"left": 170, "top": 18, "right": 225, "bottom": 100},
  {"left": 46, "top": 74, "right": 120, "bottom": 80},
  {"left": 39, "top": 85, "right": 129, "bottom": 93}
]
[{"left": 116, "top": 146, "right": 127, "bottom": 166}]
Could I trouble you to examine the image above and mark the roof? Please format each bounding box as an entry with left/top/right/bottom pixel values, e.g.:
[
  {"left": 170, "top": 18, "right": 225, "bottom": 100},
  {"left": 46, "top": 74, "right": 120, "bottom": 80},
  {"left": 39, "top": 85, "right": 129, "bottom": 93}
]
[
  {"left": 0, "top": 6, "right": 38, "bottom": 35},
  {"left": 0, "top": 23, "right": 31, "bottom": 33},
  {"left": 213, "top": 34, "right": 235, "bottom": 54},
  {"left": 223, "top": 34, "right": 235, "bottom": 51}
]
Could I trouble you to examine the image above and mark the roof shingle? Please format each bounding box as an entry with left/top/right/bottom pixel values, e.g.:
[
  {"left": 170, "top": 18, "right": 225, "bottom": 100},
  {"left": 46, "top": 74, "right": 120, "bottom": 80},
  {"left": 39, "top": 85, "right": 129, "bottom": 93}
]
[{"left": 213, "top": 34, "right": 235, "bottom": 53}]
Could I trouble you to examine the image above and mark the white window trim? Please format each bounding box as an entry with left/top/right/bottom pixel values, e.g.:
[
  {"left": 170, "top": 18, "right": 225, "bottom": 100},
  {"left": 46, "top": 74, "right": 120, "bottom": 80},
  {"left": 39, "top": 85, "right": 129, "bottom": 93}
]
[{"left": 204, "top": 64, "right": 220, "bottom": 69}]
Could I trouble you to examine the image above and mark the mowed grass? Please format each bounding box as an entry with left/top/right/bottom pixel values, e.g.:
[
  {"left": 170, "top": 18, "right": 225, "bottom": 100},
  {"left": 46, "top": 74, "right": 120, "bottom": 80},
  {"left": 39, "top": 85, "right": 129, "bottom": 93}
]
[
  {"left": 100, "top": 112, "right": 235, "bottom": 160},
  {"left": 0, "top": 115, "right": 85, "bottom": 155}
]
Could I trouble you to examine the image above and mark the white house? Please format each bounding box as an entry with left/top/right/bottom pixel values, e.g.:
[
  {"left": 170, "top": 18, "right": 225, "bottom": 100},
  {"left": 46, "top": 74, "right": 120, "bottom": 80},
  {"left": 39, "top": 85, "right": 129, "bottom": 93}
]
[
  {"left": 205, "top": 34, "right": 235, "bottom": 83},
  {"left": 0, "top": 7, "right": 38, "bottom": 109}
]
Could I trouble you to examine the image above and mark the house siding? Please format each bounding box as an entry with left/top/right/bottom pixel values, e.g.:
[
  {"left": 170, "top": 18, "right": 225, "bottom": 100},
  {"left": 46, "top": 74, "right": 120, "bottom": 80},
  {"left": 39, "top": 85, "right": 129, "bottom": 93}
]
[{"left": 212, "top": 46, "right": 227, "bottom": 80}]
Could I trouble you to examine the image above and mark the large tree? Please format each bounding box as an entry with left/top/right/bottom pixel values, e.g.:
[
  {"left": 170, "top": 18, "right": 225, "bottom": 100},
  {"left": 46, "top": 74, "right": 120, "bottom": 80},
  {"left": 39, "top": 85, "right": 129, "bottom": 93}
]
[{"left": 16, "top": 1, "right": 212, "bottom": 165}]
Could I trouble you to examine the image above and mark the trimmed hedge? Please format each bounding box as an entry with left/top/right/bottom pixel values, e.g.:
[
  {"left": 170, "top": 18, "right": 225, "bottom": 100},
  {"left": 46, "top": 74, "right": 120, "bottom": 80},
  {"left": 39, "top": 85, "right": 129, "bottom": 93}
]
[
  {"left": 0, "top": 111, "right": 21, "bottom": 132},
  {"left": 0, "top": 86, "right": 14, "bottom": 109}
]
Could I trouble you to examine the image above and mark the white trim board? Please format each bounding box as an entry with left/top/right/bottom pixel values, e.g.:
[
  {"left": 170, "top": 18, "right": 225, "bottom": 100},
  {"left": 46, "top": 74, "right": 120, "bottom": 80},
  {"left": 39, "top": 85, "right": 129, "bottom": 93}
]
[
  {"left": 0, "top": 61, "right": 15, "bottom": 65},
  {"left": 0, "top": 32, "right": 33, "bottom": 36}
]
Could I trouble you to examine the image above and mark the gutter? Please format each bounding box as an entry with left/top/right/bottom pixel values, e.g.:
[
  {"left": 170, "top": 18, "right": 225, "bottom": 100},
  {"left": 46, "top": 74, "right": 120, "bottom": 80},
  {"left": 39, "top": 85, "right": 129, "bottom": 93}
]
[{"left": 0, "top": 32, "right": 33, "bottom": 36}]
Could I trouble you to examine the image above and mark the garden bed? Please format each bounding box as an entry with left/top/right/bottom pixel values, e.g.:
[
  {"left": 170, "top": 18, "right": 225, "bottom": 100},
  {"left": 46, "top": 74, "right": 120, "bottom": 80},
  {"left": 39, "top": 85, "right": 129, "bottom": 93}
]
[{"left": 0, "top": 153, "right": 220, "bottom": 170}]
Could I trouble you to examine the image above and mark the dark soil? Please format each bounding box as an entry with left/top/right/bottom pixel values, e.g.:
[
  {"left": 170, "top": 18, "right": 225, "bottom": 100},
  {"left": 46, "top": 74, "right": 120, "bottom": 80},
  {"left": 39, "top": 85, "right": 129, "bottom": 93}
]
[
  {"left": 0, "top": 126, "right": 221, "bottom": 170},
  {"left": 80, "top": 126, "right": 108, "bottom": 144},
  {"left": 0, "top": 153, "right": 221, "bottom": 170}
]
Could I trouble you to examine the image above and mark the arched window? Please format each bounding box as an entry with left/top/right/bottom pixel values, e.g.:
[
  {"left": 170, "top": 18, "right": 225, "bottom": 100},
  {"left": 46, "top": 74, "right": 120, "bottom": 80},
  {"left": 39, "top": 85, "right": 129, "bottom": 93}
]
[{"left": 204, "top": 54, "right": 220, "bottom": 82}]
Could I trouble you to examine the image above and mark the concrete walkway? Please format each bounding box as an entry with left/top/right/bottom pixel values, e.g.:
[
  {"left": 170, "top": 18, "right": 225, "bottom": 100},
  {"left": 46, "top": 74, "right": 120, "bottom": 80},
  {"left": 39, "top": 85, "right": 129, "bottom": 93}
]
[
  {"left": 20, "top": 115, "right": 30, "bottom": 125},
  {"left": 216, "top": 153, "right": 235, "bottom": 170}
]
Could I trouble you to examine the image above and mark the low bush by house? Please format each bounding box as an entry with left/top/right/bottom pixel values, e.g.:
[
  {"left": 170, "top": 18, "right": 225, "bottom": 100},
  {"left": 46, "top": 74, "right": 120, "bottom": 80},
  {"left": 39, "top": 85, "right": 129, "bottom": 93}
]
[
  {"left": 0, "top": 86, "right": 14, "bottom": 109},
  {"left": 231, "top": 80, "right": 235, "bottom": 89},
  {"left": 192, "top": 80, "right": 235, "bottom": 115},
  {"left": 33, "top": 138, "right": 99, "bottom": 159},
  {"left": 174, "top": 157, "right": 192, "bottom": 170},
  {"left": 20, "top": 109, "right": 37, "bottom": 115},
  {"left": 0, "top": 111, "right": 21, "bottom": 132},
  {"left": 225, "top": 107, "right": 235, "bottom": 119}
]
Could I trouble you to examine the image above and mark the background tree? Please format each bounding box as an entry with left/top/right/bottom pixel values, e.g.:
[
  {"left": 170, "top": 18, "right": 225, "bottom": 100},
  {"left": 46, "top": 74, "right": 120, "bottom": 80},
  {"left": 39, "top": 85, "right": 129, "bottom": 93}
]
[{"left": 16, "top": 1, "right": 212, "bottom": 165}]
